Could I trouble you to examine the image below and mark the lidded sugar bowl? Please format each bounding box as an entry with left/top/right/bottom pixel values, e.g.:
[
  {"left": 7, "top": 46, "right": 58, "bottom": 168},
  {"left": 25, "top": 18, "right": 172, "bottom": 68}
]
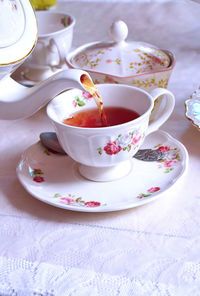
[{"left": 67, "top": 20, "right": 175, "bottom": 92}]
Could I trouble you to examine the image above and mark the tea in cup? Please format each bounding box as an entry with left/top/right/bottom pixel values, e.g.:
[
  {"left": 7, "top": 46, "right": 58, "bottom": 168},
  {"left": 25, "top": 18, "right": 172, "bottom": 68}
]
[
  {"left": 47, "top": 84, "right": 175, "bottom": 181},
  {"left": 22, "top": 11, "right": 75, "bottom": 82}
]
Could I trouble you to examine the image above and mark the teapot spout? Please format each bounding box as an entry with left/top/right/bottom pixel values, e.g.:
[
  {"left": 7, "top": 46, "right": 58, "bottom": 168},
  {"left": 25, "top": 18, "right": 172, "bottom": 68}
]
[{"left": 0, "top": 69, "right": 91, "bottom": 120}]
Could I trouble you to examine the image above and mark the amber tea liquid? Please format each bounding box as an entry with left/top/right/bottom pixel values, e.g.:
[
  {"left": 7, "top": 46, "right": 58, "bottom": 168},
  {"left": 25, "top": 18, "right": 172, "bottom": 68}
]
[{"left": 63, "top": 106, "right": 140, "bottom": 128}]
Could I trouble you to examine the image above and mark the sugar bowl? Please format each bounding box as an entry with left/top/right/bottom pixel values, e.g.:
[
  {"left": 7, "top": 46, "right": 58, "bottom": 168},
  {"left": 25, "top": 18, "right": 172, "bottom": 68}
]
[{"left": 67, "top": 20, "right": 175, "bottom": 93}]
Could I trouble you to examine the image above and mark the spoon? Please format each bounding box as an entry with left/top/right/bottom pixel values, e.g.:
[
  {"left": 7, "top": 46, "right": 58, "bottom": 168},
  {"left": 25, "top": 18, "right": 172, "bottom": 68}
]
[{"left": 40, "top": 132, "right": 165, "bottom": 161}]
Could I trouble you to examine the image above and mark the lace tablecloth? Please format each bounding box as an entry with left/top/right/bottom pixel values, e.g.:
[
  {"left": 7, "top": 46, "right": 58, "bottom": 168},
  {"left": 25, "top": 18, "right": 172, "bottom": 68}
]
[{"left": 1, "top": 0, "right": 200, "bottom": 295}]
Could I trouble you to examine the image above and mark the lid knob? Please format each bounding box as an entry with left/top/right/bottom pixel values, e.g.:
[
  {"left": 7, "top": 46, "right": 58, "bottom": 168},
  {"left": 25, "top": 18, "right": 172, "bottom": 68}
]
[{"left": 110, "top": 20, "right": 128, "bottom": 43}]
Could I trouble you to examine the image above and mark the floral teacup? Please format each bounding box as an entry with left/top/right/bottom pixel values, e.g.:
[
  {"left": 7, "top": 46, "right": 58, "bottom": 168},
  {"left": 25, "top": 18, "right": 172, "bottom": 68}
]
[
  {"left": 47, "top": 84, "right": 175, "bottom": 181},
  {"left": 22, "top": 11, "right": 75, "bottom": 82}
]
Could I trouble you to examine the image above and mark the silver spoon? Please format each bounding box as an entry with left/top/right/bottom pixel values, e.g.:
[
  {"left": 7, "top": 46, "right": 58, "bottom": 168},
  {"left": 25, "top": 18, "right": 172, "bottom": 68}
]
[{"left": 40, "top": 132, "right": 165, "bottom": 161}]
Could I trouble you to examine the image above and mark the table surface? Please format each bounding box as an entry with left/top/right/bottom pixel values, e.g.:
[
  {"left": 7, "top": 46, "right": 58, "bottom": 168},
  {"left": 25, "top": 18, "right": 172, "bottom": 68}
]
[{"left": 1, "top": 1, "right": 200, "bottom": 295}]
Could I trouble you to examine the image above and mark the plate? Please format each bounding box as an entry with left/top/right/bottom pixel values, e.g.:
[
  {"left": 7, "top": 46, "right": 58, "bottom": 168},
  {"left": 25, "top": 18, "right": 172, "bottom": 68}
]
[
  {"left": 16, "top": 130, "right": 188, "bottom": 212},
  {"left": 185, "top": 88, "right": 200, "bottom": 131}
]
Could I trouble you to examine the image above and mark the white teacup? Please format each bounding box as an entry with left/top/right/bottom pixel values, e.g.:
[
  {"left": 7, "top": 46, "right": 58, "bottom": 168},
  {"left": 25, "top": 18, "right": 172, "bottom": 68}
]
[
  {"left": 22, "top": 11, "right": 75, "bottom": 82},
  {"left": 47, "top": 84, "right": 175, "bottom": 182}
]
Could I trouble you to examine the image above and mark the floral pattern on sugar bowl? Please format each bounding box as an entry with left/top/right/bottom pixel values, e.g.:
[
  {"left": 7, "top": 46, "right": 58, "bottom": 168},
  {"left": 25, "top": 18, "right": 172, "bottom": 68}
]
[
  {"left": 97, "top": 130, "right": 145, "bottom": 156},
  {"left": 93, "top": 74, "right": 170, "bottom": 93},
  {"left": 67, "top": 20, "right": 175, "bottom": 93},
  {"left": 74, "top": 47, "right": 169, "bottom": 74}
]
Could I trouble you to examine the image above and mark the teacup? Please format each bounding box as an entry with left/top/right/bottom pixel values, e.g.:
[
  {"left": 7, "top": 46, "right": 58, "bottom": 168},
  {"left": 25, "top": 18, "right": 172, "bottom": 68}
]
[
  {"left": 47, "top": 84, "right": 175, "bottom": 181},
  {"left": 22, "top": 11, "right": 75, "bottom": 82}
]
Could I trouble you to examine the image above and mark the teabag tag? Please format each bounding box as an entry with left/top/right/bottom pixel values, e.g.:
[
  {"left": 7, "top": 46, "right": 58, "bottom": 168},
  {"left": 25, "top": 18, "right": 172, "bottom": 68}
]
[{"left": 80, "top": 74, "right": 108, "bottom": 126}]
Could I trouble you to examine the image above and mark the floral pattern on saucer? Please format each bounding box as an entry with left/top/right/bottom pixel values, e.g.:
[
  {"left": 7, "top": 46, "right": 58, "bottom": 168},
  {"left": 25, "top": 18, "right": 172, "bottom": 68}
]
[
  {"left": 16, "top": 130, "right": 188, "bottom": 212},
  {"left": 155, "top": 144, "right": 180, "bottom": 173},
  {"left": 137, "top": 187, "right": 160, "bottom": 199},
  {"left": 54, "top": 193, "right": 105, "bottom": 208},
  {"left": 30, "top": 168, "right": 45, "bottom": 183},
  {"left": 185, "top": 88, "right": 200, "bottom": 131}
]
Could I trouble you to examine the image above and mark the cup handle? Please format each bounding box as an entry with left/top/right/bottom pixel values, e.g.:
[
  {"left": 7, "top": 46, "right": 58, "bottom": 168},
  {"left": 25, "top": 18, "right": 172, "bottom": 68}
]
[
  {"left": 147, "top": 88, "right": 175, "bottom": 135},
  {"left": 48, "top": 38, "right": 66, "bottom": 70}
]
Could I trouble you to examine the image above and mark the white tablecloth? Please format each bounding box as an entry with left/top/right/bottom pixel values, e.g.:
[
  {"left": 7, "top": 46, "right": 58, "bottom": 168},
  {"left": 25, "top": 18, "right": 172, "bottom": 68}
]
[{"left": 1, "top": 1, "right": 200, "bottom": 295}]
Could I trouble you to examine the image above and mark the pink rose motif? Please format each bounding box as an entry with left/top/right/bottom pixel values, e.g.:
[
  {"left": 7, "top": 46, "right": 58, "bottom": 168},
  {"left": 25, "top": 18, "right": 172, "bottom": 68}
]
[
  {"left": 132, "top": 134, "right": 142, "bottom": 145},
  {"left": 61, "top": 17, "right": 71, "bottom": 27},
  {"left": 33, "top": 169, "right": 42, "bottom": 174},
  {"left": 137, "top": 195, "right": 143, "bottom": 199},
  {"left": 151, "top": 56, "right": 162, "bottom": 65},
  {"left": 105, "top": 76, "right": 116, "bottom": 83},
  {"left": 82, "top": 91, "right": 93, "bottom": 99},
  {"left": 85, "top": 201, "right": 101, "bottom": 207},
  {"left": 164, "top": 160, "right": 177, "bottom": 168},
  {"left": 106, "top": 59, "right": 113, "bottom": 64},
  {"left": 147, "top": 187, "right": 160, "bottom": 193},
  {"left": 33, "top": 176, "right": 44, "bottom": 183},
  {"left": 67, "top": 17, "right": 71, "bottom": 26},
  {"left": 61, "top": 17, "right": 67, "bottom": 27},
  {"left": 156, "top": 146, "right": 170, "bottom": 153},
  {"left": 116, "top": 134, "right": 133, "bottom": 148},
  {"left": 104, "top": 141, "right": 122, "bottom": 155},
  {"left": 72, "top": 100, "right": 77, "bottom": 107},
  {"left": 60, "top": 197, "right": 74, "bottom": 204}
]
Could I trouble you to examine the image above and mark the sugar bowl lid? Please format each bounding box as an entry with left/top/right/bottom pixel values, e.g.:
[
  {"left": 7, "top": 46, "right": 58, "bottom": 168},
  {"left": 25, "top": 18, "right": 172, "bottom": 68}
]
[
  {"left": 0, "top": 0, "right": 37, "bottom": 65},
  {"left": 68, "top": 20, "right": 171, "bottom": 78}
]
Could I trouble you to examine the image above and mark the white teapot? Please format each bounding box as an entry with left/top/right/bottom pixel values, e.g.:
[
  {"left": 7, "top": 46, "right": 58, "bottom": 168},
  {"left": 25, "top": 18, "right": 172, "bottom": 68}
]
[{"left": 0, "top": 0, "right": 88, "bottom": 120}]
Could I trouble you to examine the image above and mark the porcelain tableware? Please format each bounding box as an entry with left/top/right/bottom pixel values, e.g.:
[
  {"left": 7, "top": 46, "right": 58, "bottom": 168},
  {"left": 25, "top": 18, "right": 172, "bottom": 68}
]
[
  {"left": 39, "top": 132, "right": 165, "bottom": 161},
  {"left": 47, "top": 84, "right": 175, "bottom": 181},
  {"left": 67, "top": 20, "right": 175, "bottom": 92},
  {"left": 0, "top": 7, "right": 174, "bottom": 122},
  {"left": 185, "top": 88, "right": 200, "bottom": 131},
  {"left": 22, "top": 11, "right": 75, "bottom": 82},
  {"left": 0, "top": 1, "right": 91, "bottom": 121},
  {"left": 16, "top": 130, "right": 188, "bottom": 212},
  {"left": 0, "top": 0, "right": 37, "bottom": 80}
]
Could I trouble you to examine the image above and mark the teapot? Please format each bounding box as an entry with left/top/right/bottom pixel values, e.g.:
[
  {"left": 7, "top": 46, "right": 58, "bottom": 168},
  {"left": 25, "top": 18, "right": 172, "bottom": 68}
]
[{"left": 0, "top": 0, "right": 89, "bottom": 120}]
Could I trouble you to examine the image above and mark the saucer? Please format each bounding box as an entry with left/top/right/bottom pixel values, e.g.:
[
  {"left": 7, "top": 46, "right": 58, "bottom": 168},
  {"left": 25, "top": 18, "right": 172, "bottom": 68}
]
[
  {"left": 16, "top": 130, "right": 188, "bottom": 212},
  {"left": 185, "top": 88, "right": 200, "bottom": 131}
]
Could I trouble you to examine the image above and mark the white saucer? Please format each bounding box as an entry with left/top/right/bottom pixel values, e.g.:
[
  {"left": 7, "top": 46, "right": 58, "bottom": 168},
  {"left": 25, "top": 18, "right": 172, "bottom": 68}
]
[
  {"left": 185, "top": 88, "right": 200, "bottom": 131},
  {"left": 16, "top": 130, "right": 188, "bottom": 212}
]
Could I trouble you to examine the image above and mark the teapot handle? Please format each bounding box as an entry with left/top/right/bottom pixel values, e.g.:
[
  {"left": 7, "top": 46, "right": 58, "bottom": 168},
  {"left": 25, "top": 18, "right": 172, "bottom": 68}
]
[{"left": 147, "top": 88, "right": 175, "bottom": 135}]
